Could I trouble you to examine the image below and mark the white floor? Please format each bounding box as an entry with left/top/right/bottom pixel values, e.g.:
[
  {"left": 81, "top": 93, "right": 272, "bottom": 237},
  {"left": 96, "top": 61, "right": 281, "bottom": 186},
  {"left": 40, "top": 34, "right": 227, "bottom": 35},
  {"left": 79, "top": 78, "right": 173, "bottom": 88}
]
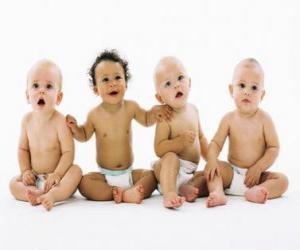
[{"left": 1, "top": 181, "right": 300, "bottom": 250}]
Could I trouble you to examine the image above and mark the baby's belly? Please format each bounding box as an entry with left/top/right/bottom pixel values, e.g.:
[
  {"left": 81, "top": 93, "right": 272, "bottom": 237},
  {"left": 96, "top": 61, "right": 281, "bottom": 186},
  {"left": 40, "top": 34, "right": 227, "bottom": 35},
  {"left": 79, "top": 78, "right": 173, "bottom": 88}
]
[
  {"left": 31, "top": 151, "right": 61, "bottom": 174},
  {"left": 228, "top": 151, "right": 263, "bottom": 168},
  {"left": 97, "top": 143, "right": 133, "bottom": 170},
  {"left": 179, "top": 145, "right": 200, "bottom": 164}
]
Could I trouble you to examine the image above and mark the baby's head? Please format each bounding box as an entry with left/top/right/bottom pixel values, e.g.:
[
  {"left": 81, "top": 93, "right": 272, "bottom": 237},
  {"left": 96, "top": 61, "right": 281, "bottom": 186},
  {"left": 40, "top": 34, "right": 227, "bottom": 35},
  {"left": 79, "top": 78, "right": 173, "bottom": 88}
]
[
  {"left": 26, "top": 59, "right": 63, "bottom": 112},
  {"left": 89, "top": 50, "right": 130, "bottom": 105},
  {"left": 229, "top": 58, "right": 265, "bottom": 114},
  {"left": 154, "top": 57, "right": 191, "bottom": 109}
]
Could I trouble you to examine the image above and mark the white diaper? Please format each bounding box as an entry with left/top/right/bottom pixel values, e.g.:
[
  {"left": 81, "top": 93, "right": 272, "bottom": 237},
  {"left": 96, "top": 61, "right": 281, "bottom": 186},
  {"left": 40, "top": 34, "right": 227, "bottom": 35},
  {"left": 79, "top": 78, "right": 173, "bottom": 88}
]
[
  {"left": 98, "top": 166, "right": 133, "bottom": 189},
  {"left": 225, "top": 165, "right": 249, "bottom": 196},
  {"left": 35, "top": 174, "right": 47, "bottom": 190},
  {"left": 151, "top": 159, "right": 198, "bottom": 194}
]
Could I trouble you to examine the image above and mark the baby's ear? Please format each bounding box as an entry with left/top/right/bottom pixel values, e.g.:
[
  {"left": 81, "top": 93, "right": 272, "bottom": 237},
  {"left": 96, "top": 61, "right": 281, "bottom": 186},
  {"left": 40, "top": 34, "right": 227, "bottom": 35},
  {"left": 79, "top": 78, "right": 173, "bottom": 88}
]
[
  {"left": 155, "top": 94, "right": 164, "bottom": 104},
  {"left": 93, "top": 86, "right": 99, "bottom": 95},
  {"left": 25, "top": 90, "right": 29, "bottom": 103},
  {"left": 261, "top": 90, "right": 266, "bottom": 101},
  {"left": 56, "top": 92, "right": 63, "bottom": 105},
  {"left": 229, "top": 84, "right": 233, "bottom": 97}
]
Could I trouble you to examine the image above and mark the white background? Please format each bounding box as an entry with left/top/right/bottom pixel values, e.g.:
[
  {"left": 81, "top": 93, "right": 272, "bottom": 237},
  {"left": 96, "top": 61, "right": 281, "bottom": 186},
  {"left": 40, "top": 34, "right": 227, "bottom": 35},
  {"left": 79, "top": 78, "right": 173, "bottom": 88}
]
[{"left": 0, "top": 1, "right": 299, "bottom": 250}]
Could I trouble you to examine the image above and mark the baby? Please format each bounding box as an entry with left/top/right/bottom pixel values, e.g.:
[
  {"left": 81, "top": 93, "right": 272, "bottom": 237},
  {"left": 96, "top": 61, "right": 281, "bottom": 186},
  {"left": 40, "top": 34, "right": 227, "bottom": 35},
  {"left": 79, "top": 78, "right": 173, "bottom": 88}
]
[
  {"left": 9, "top": 60, "right": 82, "bottom": 211},
  {"left": 66, "top": 50, "right": 172, "bottom": 204},
  {"left": 152, "top": 57, "right": 209, "bottom": 208},
  {"left": 204, "top": 58, "right": 289, "bottom": 207}
]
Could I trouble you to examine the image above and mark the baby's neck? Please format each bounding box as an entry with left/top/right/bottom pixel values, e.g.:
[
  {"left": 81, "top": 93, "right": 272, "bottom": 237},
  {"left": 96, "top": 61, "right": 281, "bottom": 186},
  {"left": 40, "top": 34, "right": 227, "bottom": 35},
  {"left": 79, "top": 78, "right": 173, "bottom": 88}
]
[
  {"left": 236, "top": 108, "right": 259, "bottom": 118},
  {"left": 32, "top": 109, "right": 56, "bottom": 122},
  {"left": 171, "top": 104, "right": 187, "bottom": 114},
  {"left": 101, "top": 101, "right": 124, "bottom": 113}
]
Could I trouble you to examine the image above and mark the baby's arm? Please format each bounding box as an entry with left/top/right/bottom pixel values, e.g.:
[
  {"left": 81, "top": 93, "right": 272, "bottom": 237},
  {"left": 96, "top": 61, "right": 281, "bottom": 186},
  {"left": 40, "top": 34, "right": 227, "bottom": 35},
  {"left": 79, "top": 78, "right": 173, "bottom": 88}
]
[
  {"left": 129, "top": 101, "right": 172, "bottom": 127},
  {"left": 44, "top": 119, "right": 75, "bottom": 192},
  {"left": 66, "top": 111, "right": 95, "bottom": 142},
  {"left": 245, "top": 113, "right": 280, "bottom": 187},
  {"left": 205, "top": 115, "right": 230, "bottom": 181},
  {"left": 154, "top": 121, "right": 195, "bottom": 157},
  {"left": 18, "top": 116, "right": 35, "bottom": 185}
]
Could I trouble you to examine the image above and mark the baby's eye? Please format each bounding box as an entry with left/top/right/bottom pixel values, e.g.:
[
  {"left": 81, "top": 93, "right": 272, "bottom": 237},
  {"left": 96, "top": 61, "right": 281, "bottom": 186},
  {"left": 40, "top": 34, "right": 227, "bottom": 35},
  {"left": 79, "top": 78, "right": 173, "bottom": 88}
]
[
  {"left": 115, "top": 76, "right": 122, "bottom": 80},
  {"left": 178, "top": 75, "right": 184, "bottom": 81},
  {"left": 238, "top": 83, "right": 246, "bottom": 89},
  {"left": 32, "top": 83, "right": 39, "bottom": 89},
  {"left": 251, "top": 85, "right": 258, "bottom": 91},
  {"left": 102, "top": 78, "right": 109, "bottom": 83},
  {"left": 46, "top": 84, "right": 53, "bottom": 89},
  {"left": 164, "top": 81, "right": 171, "bottom": 88}
]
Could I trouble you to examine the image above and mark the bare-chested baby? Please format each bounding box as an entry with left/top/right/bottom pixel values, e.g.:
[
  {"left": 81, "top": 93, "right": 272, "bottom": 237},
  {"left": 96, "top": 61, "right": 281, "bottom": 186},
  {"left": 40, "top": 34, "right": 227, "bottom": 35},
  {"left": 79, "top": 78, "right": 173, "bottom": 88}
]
[
  {"left": 66, "top": 50, "right": 172, "bottom": 204},
  {"left": 152, "top": 57, "right": 209, "bottom": 209},
  {"left": 204, "top": 58, "right": 289, "bottom": 207},
  {"left": 9, "top": 60, "right": 82, "bottom": 211}
]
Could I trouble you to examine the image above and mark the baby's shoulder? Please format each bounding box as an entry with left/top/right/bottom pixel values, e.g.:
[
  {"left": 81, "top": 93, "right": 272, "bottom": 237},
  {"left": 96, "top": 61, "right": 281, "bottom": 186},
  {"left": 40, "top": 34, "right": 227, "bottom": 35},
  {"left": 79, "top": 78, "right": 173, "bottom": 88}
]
[
  {"left": 221, "top": 111, "right": 235, "bottom": 124},
  {"left": 256, "top": 109, "right": 273, "bottom": 123},
  {"left": 21, "top": 112, "right": 33, "bottom": 126}
]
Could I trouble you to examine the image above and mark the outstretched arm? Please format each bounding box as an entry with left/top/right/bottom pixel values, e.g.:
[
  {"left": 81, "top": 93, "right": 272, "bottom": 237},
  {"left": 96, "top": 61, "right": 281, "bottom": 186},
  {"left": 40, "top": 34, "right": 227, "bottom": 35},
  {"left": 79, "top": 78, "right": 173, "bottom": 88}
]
[
  {"left": 66, "top": 111, "right": 95, "bottom": 142},
  {"left": 130, "top": 101, "right": 172, "bottom": 127}
]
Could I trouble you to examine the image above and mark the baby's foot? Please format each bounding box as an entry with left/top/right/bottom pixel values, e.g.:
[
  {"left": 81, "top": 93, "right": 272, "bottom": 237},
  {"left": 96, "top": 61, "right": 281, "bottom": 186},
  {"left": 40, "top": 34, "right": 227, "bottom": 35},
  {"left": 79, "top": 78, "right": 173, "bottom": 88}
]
[
  {"left": 163, "top": 192, "right": 185, "bottom": 209},
  {"left": 123, "top": 185, "right": 144, "bottom": 204},
  {"left": 37, "top": 194, "right": 55, "bottom": 211},
  {"left": 179, "top": 184, "right": 199, "bottom": 202},
  {"left": 112, "top": 186, "right": 124, "bottom": 203},
  {"left": 25, "top": 189, "right": 43, "bottom": 206},
  {"left": 206, "top": 191, "right": 227, "bottom": 208},
  {"left": 245, "top": 186, "right": 268, "bottom": 204}
]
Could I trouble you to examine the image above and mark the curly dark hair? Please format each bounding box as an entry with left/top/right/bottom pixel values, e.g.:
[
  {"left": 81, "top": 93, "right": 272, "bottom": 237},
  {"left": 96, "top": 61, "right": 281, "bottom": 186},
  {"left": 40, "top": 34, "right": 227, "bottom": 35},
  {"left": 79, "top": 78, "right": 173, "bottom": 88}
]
[{"left": 88, "top": 49, "right": 131, "bottom": 89}]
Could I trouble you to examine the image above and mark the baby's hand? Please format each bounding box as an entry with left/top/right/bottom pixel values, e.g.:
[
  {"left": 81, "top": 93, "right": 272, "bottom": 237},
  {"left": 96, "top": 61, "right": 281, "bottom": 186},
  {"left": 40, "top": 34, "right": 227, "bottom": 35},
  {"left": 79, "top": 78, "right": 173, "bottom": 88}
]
[
  {"left": 204, "top": 161, "right": 220, "bottom": 181},
  {"left": 22, "top": 170, "right": 36, "bottom": 186},
  {"left": 244, "top": 164, "right": 263, "bottom": 188},
  {"left": 66, "top": 114, "right": 78, "bottom": 131},
  {"left": 152, "top": 105, "right": 173, "bottom": 122},
  {"left": 44, "top": 173, "right": 61, "bottom": 193},
  {"left": 180, "top": 130, "right": 196, "bottom": 147}
]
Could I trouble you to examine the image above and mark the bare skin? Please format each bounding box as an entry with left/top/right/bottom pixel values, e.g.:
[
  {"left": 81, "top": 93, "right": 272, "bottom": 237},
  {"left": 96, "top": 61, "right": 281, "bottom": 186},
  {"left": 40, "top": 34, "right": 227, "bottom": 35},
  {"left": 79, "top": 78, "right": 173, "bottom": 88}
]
[
  {"left": 153, "top": 57, "right": 208, "bottom": 208},
  {"left": 205, "top": 58, "right": 289, "bottom": 207},
  {"left": 67, "top": 59, "right": 168, "bottom": 203},
  {"left": 9, "top": 61, "right": 82, "bottom": 211}
]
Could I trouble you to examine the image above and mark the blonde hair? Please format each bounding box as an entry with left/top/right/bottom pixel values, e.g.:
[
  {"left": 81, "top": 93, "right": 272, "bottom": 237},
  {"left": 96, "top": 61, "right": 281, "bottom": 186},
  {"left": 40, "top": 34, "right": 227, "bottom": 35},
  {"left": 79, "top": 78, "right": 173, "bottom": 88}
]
[{"left": 27, "top": 59, "right": 63, "bottom": 91}]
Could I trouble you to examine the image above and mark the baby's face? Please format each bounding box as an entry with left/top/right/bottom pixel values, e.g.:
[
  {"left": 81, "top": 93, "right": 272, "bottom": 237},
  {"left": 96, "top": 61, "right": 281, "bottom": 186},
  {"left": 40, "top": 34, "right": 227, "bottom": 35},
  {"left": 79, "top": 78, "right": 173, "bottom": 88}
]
[
  {"left": 230, "top": 65, "right": 265, "bottom": 114},
  {"left": 94, "top": 61, "right": 127, "bottom": 104},
  {"left": 155, "top": 60, "right": 190, "bottom": 109},
  {"left": 27, "top": 64, "right": 62, "bottom": 113}
]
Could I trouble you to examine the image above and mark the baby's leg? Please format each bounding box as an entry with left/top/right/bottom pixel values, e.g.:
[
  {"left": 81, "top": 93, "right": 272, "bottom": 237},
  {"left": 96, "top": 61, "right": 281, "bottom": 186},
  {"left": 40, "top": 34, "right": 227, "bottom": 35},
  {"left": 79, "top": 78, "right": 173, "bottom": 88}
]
[
  {"left": 179, "top": 171, "right": 208, "bottom": 202},
  {"left": 79, "top": 171, "right": 113, "bottom": 201},
  {"left": 153, "top": 152, "right": 185, "bottom": 208},
  {"left": 119, "top": 169, "right": 157, "bottom": 204},
  {"left": 206, "top": 161, "right": 233, "bottom": 208},
  {"left": 9, "top": 176, "right": 43, "bottom": 205},
  {"left": 37, "top": 165, "right": 82, "bottom": 211},
  {"left": 245, "top": 171, "right": 288, "bottom": 203}
]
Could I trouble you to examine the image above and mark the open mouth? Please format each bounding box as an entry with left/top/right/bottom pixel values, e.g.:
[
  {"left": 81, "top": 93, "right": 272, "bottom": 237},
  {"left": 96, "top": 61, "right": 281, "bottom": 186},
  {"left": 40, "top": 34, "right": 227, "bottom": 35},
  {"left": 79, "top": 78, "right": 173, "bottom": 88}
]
[
  {"left": 37, "top": 98, "right": 45, "bottom": 106},
  {"left": 175, "top": 91, "right": 183, "bottom": 98},
  {"left": 109, "top": 91, "right": 119, "bottom": 96}
]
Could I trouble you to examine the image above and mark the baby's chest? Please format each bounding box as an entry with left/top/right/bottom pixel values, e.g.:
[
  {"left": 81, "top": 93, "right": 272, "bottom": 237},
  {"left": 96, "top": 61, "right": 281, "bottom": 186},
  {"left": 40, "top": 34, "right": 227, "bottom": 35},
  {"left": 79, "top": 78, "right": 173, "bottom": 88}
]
[
  {"left": 230, "top": 121, "right": 264, "bottom": 142},
  {"left": 27, "top": 127, "right": 59, "bottom": 150},
  {"left": 169, "top": 117, "right": 198, "bottom": 137}
]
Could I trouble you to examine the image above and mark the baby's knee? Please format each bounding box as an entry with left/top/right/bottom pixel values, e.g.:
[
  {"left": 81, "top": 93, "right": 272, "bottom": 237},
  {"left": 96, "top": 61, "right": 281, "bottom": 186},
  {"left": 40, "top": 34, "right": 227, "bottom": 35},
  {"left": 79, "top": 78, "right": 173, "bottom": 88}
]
[
  {"left": 277, "top": 173, "right": 289, "bottom": 192},
  {"left": 70, "top": 165, "right": 83, "bottom": 177},
  {"left": 9, "top": 176, "right": 20, "bottom": 197},
  {"left": 161, "top": 152, "right": 179, "bottom": 166}
]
